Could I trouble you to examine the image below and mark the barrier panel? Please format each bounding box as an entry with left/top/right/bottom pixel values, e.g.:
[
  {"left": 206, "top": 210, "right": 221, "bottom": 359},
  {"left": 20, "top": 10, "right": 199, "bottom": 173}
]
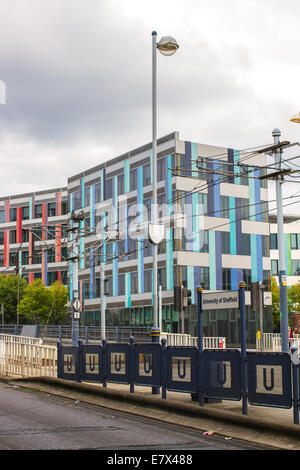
[
  {"left": 81, "top": 344, "right": 104, "bottom": 383},
  {"left": 134, "top": 343, "right": 161, "bottom": 387},
  {"left": 165, "top": 346, "right": 198, "bottom": 393},
  {"left": 57, "top": 345, "right": 80, "bottom": 382},
  {"left": 203, "top": 349, "right": 241, "bottom": 401},
  {"left": 56, "top": 339, "right": 300, "bottom": 425},
  {"left": 106, "top": 343, "right": 130, "bottom": 384},
  {"left": 247, "top": 352, "right": 292, "bottom": 409}
]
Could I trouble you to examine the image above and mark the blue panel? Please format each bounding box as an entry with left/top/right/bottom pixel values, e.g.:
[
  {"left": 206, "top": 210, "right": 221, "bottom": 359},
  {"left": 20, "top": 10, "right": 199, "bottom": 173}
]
[
  {"left": 204, "top": 350, "right": 241, "bottom": 400},
  {"left": 81, "top": 345, "right": 104, "bottom": 383},
  {"left": 247, "top": 352, "right": 292, "bottom": 409},
  {"left": 58, "top": 346, "right": 80, "bottom": 382},
  {"left": 106, "top": 344, "right": 130, "bottom": 384},
  {"left": 166, "top": 347, "right": 198, "bottom": 393},
  {"left": 134, "top": 344, "right": 161, "bottom": 387}
]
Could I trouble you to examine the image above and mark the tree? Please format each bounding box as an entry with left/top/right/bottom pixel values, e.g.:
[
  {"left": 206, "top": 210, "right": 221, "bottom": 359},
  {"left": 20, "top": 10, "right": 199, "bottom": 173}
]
[
  {"left": 288, "top": 282, "right": 300, "bottom": 315},
  {"left": 17, "top": 279, "right": 69, "bottom": 325},
  {"left": 17, "top": 279, "right": 52, "bottom": 324},
  {"left": 271, "top": 276, "right": 280, "bottom": 330},
  {"left": 47, "top": 281, "right": 68, "bottom": 324},
  {"left": 0, "top": 274, "right": 27, "bottom": 323}
]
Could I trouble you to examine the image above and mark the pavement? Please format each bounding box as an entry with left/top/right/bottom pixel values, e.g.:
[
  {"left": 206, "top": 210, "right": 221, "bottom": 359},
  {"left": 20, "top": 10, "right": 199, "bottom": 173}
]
[{"left": 1, "top": 373, "right": 300, "bottom": 450}]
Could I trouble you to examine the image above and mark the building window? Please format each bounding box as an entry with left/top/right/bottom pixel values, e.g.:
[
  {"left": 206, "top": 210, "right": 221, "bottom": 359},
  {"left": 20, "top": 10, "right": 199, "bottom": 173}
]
[
  {"left": 157, "top": 158, "right": 165, "bottom": 182},
  {"left": 22, "top": 229, "right": 29, "bottom": 243},
  {"left": 144, "top": 269, "right": 152, "bottom": 292},
  {"left": 158, "top": 267, "right": 167, "bottom": 290},
  {"left": 22, "top": 251, "right": 29, "bottom": 265},
  {"left": 95, "top": 182, "right": 101, "bottom": 203},
  {"left": 131, "top": 271, "right": 138, "bottom": 294},
  {"left": 0, "top": 210, "right": 5, "bottom": 223},
  {"left": 10, "top": 208, "right": 17, "bottom": 222},
  {"left": 0, "top": 254, "right": 4, "bottom": 267},
  {"left": 221, "top": 231, "right": 230, "bottom": 254},
  {"left": 291, "top": 260, "right": 300, "bottom": 276},
  {"left": 72, "top": 190, "right": 81, "bottom": 210},
  {"left": 262, "top": 235, "right": 269, "bottom": 257},
  {"left": 222, "top": 268, "right": 231, "bottom": 290},
  {"left": 22, "top": 206, "right": 29, "bottom": 220},
  {"left": 118, "top": 174, "right": 124, "bottom": 195},
  {"left": 130, "top": 168, "right": 137, "bottom": 191},
  {"left": 35, "top": 204, "right": 43, "bottom": 218},
  {"left": 241, "top": 233, "right": 251, "bottom": 256},
  {"left": 270, "top": 233, "right": 277, "bottom": 250},
  {"left": 242, "top": 269, "right": 252, "bottom": 290},
  {"left": 143, "top": 164, "right": 151, "bottom": 187},
  {"left": 220, "top": 196, "right": 229, "bottom": 218},
  {"left": 0, "top": 232, "right": 4, "bottom": 245},
  {"left": 61, "top": 199, "right": 69, "bottom": 215},
  {"left": 105, "top": 178, "right": 112, "bottom": 200},
  {"left": 84, "top": 187, "right": 90, "bottom": 207},
  {"left": 9, "top": 230, "right": 16, "bottom": 244},
  {"left": 118, "top": 273, "right": 125, "bottom": 295},
  {"left": 271, "top": 260, "right": 278, "bottom": 276},
  {"left": 48, "top": 203, "right": 56, "bottom": 217}
]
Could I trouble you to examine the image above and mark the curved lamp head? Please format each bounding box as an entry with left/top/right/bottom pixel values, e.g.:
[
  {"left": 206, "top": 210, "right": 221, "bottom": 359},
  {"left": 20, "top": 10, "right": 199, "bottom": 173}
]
[
  {"left": 290, "top": 112, "right": 300, "bottom": 124},
  {"left": 157, "top": 36, "right": 179, "bottom": 56}
]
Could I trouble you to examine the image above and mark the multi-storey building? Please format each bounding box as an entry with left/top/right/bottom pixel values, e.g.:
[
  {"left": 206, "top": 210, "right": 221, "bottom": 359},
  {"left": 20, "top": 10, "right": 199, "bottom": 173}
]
[
  {"left": 270, "top": 214, "right": 300, "bottom": 285},
  {"left": 68, "top": 131, "right": 273, "bottom": 347},
  {"left": 0, "top": 187, "right": 69, "bottom": 285},
  {"left": 0, "top": 131, "right": 278, "bottom": 347}
]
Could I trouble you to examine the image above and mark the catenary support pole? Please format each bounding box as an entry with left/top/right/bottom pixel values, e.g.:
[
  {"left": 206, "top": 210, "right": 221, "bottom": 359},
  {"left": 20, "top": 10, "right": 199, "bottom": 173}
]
[
  {"left": 100, "top": 261, "right": 106, "bottom": 341},
  {"left": 272, "top": 128, "right": 289, "bottom": 353}
]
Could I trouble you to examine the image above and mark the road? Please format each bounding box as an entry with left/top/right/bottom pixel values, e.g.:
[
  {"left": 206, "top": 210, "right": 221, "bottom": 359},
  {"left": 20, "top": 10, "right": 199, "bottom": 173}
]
[{"left": 0, "top": 381, "right": 277, "bottom": 451}]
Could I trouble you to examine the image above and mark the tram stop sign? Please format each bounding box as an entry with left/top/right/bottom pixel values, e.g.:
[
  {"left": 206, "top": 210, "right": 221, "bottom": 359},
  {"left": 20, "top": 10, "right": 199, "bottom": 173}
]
[{"left": 73, "top": 299, "right": 81, "bottom": 312}]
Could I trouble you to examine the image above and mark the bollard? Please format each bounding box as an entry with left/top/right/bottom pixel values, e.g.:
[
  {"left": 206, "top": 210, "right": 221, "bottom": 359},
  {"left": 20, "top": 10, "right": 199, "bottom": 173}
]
[
  {"left": 291, "top": 345, "right": 300, "bottom": 425},
  {"left": 161, "top": 337, "right": 167, "bottom": 400},
  {"left": 102, "top": 338, "right": 107, "bottom": 388},
  {"left": 129, "top": 336, "right": 135, "bottom": 393},
  {"left": 239, "top": 282, "right": 248, "bottom": 416},
  {"left": 150, "top": 327, "right": 160, "bottom": 394}
]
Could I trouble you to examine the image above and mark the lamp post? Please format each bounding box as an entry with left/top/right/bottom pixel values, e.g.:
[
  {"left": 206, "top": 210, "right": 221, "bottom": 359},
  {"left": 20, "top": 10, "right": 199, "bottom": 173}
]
[{"left": 150, "top": 31, "right": 179, "bottom": 338}]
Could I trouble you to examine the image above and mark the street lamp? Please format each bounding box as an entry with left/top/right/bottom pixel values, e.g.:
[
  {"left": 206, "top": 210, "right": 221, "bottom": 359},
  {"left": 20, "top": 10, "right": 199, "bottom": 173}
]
[{"left": 150, "top": 31, "right": 179, "bottom": 343}]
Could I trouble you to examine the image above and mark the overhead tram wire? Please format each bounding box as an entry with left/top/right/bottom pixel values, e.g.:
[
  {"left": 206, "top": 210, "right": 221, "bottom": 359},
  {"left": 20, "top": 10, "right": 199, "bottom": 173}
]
[{"left": 81, "top": 193, "right": 300, "bottom": 264}]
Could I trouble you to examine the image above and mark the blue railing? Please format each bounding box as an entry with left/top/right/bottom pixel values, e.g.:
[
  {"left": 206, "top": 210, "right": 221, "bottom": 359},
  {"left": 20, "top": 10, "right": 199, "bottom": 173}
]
[{"left": 57, "top": 337, "right": 300, "bottom": 425}]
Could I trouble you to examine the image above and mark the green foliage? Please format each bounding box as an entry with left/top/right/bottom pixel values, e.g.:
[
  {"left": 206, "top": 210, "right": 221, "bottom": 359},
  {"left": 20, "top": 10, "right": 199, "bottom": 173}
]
[
  {"left": 271, "top": 276, "right": 280, "bottom": 329},
  {"left": 0, "top": 274, "right": 27, "bottom": 323},
  {"left": 17, "top": 279, "right": 68, "bottom": 324},
  {"left": 271, "top": 276, "right": 300, "bottom": 329}
]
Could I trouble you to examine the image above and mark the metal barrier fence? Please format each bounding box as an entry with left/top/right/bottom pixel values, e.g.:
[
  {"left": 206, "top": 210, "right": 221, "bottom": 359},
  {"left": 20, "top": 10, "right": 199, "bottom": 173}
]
[
  {"left": 57, "top": 338, "right": 300, "bottom": 425},
  {"left": 257, "top": 333, "right": 300, "bottom": 354}
]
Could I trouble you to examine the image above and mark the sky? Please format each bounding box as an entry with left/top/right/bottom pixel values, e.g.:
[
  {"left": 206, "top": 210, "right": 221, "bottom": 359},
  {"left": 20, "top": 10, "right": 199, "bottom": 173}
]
[{"left": 0, "top": 0, "right": 300, "bottom": 215}]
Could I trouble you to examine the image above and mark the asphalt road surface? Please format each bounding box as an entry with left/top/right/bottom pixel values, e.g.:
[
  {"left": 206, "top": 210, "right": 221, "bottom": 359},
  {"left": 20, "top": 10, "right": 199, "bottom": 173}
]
[{"left": 0, "top": 381, "right": 277, "bottom": 451}]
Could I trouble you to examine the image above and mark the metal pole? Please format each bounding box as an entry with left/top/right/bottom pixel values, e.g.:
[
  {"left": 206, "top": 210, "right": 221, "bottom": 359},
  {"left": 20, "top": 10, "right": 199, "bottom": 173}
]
[
  {"left": 100, "top": 261, "right": 106, "bottom": 341},
  {"left": 272, "top": 128, "right": 289, "bottom": 353},
  {"left": 159, "top": 285, "right": 162, "bottom": 332},
  {"left": 72, "top": 220, "right": 79, "bottom": 347},
  {"left": 152, "top": 31, "right": 158, "bottom": 331},
  {"left": 259, "top": 282, "right": 264, "bottom": 351},
  {"left": 239, "top": 282, "right": 248, "bottom": 415},
  {"left": 197, "top": 287, "right": 204, "bottom": 406}
]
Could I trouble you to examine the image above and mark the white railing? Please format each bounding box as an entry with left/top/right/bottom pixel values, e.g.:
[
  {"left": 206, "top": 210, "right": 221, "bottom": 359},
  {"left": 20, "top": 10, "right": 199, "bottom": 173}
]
[
  {"left": 160, "top": 333, "right": 226, "bottom": 349},
  {"left": 257, "top": 333, "right": 300, "bottom": 354},
  {"left": 0, "top": 334, "right": 57, "bottom": 378}
]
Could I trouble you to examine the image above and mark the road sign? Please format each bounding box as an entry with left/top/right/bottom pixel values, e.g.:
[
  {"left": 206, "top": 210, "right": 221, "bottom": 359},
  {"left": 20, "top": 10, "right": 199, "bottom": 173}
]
[
  {"left": 73, "top": 299, "right": 81, "bottom": 312},
  {"left": 73, "top": 311, "right": 80, "bottom": 319},
  {"left": 202, "top": 291, "right": 239, "bottom": 310}
]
